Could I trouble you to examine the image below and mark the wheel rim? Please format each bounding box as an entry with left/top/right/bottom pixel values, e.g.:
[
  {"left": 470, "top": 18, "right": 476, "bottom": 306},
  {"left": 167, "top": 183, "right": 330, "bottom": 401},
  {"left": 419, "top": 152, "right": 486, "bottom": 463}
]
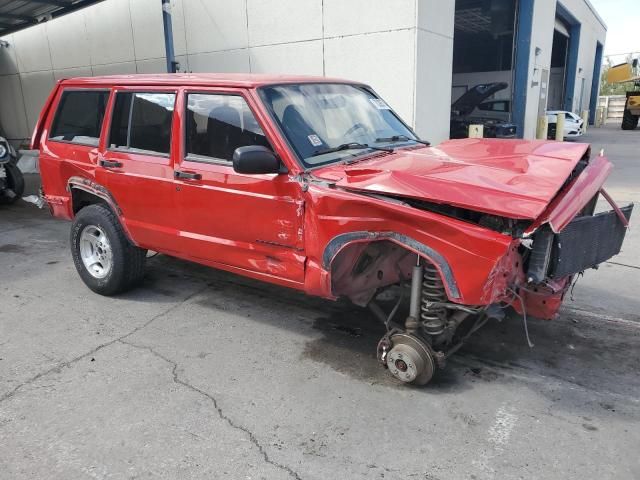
[{"left": 79, "top": 225, "right": 112, "bottom": 279}]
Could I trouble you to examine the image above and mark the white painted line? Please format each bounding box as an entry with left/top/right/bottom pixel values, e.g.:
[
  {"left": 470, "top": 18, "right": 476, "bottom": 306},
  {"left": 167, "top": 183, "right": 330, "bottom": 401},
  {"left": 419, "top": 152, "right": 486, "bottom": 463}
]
[
  {"left": 470, "top": 405, "right": 519, "bottom": 480},
  {"left": 561, "top": 306, "right": 640, "bottom": 329},
  {"left": 487, "top": 405, "right": 518, "bottom": 448}
]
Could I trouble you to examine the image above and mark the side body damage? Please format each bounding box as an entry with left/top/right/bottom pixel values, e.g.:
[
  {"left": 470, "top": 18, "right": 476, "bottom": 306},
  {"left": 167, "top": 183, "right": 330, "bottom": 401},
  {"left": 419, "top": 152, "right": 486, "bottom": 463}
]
[
  {"left": 299, "top": 143, "right": 631, "bottom": 384},
  {"left": 303, "top": 140, "right": 626, "bottom": 320}
]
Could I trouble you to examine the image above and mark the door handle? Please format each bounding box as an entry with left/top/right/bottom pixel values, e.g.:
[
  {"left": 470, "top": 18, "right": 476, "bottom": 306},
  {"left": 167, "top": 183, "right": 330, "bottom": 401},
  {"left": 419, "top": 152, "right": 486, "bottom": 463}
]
[
  {"left": 99, "top": 159, "right": 123, "bottom": 168},
  {"left": 175, "top": 170, "right": 202, "bottom": 180}
]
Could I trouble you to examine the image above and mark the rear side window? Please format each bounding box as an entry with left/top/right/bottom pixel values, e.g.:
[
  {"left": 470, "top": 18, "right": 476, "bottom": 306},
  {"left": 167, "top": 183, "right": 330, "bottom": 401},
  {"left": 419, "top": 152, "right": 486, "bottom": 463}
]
[
  {"left": 49, "top": 90, "right": 109, "bottom": 146},
  {"left": 109, "top": 92, "right": 176, "bottom": 155}
]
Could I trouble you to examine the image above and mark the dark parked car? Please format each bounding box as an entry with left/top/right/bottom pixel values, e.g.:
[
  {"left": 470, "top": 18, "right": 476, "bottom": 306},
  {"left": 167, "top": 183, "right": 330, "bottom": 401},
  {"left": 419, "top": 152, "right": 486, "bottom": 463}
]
[{"left": 450, "top": 82, "right": 517, "bottom": 139}]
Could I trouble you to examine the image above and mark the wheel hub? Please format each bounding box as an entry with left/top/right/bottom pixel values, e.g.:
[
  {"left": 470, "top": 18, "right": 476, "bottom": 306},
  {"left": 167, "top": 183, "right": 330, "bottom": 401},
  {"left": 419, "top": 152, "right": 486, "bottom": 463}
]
[
  {"left": 79, "top": 225, "right": 112, "bottom": 279},
  {"left": 394, "top": 358, "right": 408, "bottom": 372},
  {"left": 385, "top": 333, "right": 435, "bottom": 385}
]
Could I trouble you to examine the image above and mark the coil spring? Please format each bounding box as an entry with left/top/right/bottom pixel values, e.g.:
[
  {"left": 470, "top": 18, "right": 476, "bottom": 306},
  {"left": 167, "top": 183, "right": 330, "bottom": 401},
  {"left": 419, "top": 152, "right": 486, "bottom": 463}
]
[{"left": 420, "top": 263, "right": 447, "bottom": 334}]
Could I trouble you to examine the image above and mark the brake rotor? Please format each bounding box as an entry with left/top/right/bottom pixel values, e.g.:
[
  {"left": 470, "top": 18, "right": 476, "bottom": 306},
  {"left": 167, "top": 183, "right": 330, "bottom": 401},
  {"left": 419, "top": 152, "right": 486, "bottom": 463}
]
[{"left": 386, "top": 333, "right": 435, "bottom": 385}]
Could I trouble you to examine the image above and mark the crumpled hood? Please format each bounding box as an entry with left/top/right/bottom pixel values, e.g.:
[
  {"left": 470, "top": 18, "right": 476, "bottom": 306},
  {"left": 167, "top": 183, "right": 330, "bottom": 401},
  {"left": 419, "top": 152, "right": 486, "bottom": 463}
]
[{"left": 312, "top": 138, "right": 592, "bottom": 220}]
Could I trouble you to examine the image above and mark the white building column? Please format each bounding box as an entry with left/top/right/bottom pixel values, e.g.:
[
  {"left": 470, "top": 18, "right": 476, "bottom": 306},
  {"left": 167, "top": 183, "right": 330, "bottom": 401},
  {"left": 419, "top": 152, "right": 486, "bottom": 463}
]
[{"left": 413, "top": 0, "right": 455, "bottom": 144}]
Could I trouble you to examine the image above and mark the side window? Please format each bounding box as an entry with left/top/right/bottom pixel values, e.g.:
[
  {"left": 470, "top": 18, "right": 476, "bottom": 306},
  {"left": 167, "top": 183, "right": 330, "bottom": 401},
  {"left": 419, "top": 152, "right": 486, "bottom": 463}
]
[
  {"left": 492, "top": 101, "right": 507, "bottom": 112},
  {"left": 185, "top": 93, "right": 271, "bottom": 162},
  {"left": 477, "top": 102, "right": 491, "bottom": 111},
  {"left": 109, "top": 92, "right": 176, "bottom": 155},
  {"left": 49, "top": 90, "right": 109, "bottom": 146}
]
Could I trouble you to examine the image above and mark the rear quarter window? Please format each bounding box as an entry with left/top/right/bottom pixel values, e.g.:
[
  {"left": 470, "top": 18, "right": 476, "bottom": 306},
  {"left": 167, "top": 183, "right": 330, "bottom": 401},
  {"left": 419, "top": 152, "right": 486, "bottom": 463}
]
[{"left": 49, "top": 90, "right": 109, "bottom": 146}]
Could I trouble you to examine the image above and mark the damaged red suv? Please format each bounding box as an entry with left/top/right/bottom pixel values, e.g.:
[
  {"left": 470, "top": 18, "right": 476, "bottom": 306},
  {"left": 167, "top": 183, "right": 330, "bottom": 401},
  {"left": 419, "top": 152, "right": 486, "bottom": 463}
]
[{"left": 34, "top": 74, "right": 633, "bottom": 385}]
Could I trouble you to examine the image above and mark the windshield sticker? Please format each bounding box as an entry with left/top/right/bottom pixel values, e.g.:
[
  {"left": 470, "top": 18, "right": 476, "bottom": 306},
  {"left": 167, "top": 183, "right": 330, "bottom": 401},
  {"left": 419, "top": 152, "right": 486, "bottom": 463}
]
[
  {"left": 308, "top": 134, "right": 323, "bottom": 147},
  {"left": 370, "top": 98, "right": 390, "bottom": 110}
]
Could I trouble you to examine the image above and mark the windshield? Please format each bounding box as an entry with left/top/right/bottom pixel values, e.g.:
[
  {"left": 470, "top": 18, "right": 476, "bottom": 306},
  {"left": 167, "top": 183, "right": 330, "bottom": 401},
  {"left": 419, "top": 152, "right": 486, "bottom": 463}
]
[{"left": 260, "top": 83, "right": 417, "bottom": 167}]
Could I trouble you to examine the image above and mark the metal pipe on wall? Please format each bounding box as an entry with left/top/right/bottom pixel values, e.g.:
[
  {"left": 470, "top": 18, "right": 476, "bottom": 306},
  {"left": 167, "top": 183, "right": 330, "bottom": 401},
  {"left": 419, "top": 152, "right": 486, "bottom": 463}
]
[{"left": 161, "top": 0, "right": 177, "bottom": 73}]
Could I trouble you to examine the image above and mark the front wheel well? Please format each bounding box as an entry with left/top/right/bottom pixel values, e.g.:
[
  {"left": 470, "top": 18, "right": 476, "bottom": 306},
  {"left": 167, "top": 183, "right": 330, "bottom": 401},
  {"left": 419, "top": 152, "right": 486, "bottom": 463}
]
[
  {"left": 324, "top": 232, "right": 461, "bottom": 306},
  {"left": 329, "top": 240, "right": 417, "bottom": 306}
]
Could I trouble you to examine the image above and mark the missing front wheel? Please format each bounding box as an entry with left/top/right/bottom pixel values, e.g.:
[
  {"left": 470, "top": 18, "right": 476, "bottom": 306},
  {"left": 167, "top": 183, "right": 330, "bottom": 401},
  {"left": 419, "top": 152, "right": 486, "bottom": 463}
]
[
  {"left": 381, "top": 333, "right": 435, "bottom": 385},
  {"left": 373, "top": 256, "right": 491, "bottom": 386}
]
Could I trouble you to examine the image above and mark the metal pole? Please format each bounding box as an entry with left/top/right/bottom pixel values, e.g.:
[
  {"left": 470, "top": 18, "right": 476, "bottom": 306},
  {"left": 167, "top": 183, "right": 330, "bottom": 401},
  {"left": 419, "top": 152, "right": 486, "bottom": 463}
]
[
  {"left": 162, "top": 0, "right": 177, "bottom": 73},
  {"left": 581, "top": 110, "right": 589, "bottom": 133},
  {"left": 555, "top": 113, "right": 565, "bottom": 141},
  {"left": 536, "top": 115, "right": 548, "bottom": 139}
]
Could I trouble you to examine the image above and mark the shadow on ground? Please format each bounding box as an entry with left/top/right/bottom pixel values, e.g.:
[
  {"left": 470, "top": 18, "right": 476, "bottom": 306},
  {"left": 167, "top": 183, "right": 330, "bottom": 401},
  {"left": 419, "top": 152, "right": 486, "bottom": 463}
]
[{"left": 146, "top": 252, "right": 640, "bottom": 409}]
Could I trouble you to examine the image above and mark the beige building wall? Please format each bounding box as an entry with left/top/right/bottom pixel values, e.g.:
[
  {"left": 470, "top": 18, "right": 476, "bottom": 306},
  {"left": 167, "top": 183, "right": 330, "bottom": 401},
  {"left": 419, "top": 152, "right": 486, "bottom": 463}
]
[
  {"left": 0, "top": 0, "right": 607, "bottom": 148},
  {"left": 0, "top": 0, "right": 439, "bottom": 147}
]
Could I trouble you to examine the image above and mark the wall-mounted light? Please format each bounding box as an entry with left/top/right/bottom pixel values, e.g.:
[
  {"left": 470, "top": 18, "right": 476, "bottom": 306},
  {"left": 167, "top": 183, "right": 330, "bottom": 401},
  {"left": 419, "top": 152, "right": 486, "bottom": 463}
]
[
  {"left": 578, "top": 67, "right": 583, "bottom": 74},
  {"left": 535, "top": 47, "right": 542, "bottom": 57},
  {"left": 0, "top": 40, "right": 9, "bottom": 48}
]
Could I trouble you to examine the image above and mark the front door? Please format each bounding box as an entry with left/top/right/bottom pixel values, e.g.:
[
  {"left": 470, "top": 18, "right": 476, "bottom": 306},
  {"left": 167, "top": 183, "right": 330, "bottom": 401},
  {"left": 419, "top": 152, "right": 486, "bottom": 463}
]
[
  {"left": 97, "top": 88, "right": 180, "bottom": 254},
  {"left": 174, "top": 88, "right": 305, "bottom": 285}
]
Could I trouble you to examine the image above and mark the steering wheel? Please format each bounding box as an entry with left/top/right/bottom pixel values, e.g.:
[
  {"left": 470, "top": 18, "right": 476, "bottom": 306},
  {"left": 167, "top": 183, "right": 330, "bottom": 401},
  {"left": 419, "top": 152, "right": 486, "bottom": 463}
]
[{"left": 344, "top": 123, "right": 371, "bottom": 137}]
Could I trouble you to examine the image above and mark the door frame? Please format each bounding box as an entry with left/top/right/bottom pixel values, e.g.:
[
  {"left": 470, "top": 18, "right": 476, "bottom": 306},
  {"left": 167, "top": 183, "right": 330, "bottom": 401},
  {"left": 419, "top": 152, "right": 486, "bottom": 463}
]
[
  {"left": 96, "top": 85, "right": 181, "bottom": 253},
  {"left": 172, "top": 85, "right": 307, "bottom": 286}
]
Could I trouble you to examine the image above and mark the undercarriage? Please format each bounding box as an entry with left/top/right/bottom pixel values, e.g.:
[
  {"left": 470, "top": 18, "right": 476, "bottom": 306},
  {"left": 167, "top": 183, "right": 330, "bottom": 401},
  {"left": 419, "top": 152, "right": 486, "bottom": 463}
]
[
  {"left": 369, "top": 257, "right": 501, "bottom": 385},
  {"left": 366, "top": 196, "right": 633, "bottom": 385},
  {"left": 325, "top": 156, "right": 622, "bottom": 383}
]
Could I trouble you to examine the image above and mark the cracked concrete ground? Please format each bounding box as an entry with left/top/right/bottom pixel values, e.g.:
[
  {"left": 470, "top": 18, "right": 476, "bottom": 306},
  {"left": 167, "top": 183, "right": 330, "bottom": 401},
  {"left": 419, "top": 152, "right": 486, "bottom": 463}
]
[{"left": 1, "top": 124, "right": 639, "bottom": 479}]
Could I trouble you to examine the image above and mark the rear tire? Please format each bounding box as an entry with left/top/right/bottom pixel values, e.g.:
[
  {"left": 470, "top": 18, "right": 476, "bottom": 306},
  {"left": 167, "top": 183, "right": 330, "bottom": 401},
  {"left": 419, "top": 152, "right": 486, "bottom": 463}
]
[
  {"left": 621, "top": 109, "right": 639, "bottom": 130},
  {"left": 71, "top": 204, "right": 146, "bottom": 295},
  {"left": 0, "top": 163, "right": 25, "bottom": 204}
]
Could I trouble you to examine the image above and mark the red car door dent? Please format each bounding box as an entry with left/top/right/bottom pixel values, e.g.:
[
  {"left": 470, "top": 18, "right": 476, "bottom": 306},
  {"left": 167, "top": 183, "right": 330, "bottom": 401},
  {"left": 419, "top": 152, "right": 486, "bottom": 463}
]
[{"left": 174, "top": 87, "right": 306, "bottom": 283}]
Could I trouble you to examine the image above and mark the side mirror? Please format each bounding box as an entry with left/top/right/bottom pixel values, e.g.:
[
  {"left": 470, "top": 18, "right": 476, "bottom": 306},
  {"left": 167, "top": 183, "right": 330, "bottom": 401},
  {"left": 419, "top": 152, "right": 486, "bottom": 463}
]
[{"left": 232, "top": 146, "right": 281, "bottom": 174}]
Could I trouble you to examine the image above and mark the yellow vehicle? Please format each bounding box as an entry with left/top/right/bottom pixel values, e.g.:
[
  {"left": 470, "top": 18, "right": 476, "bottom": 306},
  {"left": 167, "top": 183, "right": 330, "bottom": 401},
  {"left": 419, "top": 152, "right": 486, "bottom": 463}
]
[{"left": 607, "top": 59, "right": 640, "bottom": 130}]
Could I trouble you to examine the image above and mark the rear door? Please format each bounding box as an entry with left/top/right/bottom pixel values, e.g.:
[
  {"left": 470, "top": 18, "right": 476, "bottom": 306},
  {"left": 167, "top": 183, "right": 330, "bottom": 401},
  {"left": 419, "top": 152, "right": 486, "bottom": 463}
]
[
  {"left": 97, "top": 87, "right": 180, "bottom": 253},
  {"left": 173, "top": 87, "right": 305, "bottom": 285}
]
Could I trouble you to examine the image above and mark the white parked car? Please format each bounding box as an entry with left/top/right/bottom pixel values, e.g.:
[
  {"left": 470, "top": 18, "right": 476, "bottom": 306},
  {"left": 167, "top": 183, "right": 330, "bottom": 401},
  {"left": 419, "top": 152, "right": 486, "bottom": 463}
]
[{"left": 546, "top": 110, "right": 584, "bottom": 139}]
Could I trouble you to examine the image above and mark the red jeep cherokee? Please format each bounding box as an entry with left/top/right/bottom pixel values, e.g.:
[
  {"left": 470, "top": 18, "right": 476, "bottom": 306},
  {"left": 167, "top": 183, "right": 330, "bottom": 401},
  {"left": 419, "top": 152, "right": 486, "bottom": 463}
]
[{"left": 34, "top": 74, "right": 632, "bottom": 385}]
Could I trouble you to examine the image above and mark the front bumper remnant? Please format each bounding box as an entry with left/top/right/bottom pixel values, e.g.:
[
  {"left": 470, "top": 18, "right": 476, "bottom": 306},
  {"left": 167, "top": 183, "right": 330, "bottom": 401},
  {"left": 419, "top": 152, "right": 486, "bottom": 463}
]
[
  {"left": 527, "top": 204, "right": 633, "bottom": 282},
  {"left": 550, "top": 204, "right": 633, "bottom": 278}
]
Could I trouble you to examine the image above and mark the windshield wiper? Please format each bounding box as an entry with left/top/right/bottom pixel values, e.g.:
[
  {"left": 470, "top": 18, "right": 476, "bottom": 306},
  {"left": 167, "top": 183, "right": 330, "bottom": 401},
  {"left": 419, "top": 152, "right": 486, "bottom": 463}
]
[
  {"left": 309, "top": 142, "right": 394, "bottom": 158},
  {"left": 375, "top": 135, "right": 431, "bottom": 146}
]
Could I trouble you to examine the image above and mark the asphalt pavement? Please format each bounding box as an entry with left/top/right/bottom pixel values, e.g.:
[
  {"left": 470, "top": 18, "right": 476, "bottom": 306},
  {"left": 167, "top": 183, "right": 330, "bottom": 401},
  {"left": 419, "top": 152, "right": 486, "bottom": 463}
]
[{"left": 1, "top": 124, "right": 638, "bottom": 480}]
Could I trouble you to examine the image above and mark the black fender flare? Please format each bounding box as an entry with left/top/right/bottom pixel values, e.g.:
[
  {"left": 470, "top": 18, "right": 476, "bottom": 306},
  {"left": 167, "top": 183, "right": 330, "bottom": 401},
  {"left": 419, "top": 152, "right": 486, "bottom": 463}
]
[
  {"left": 322, "top": 231, "right": 461, "bottom": 300},
  {"left": 67, "top": 176, "right": 137, "bottom": 245},
  {"left": 67, "top": 176, "right": 122, "bottom": 215}
]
